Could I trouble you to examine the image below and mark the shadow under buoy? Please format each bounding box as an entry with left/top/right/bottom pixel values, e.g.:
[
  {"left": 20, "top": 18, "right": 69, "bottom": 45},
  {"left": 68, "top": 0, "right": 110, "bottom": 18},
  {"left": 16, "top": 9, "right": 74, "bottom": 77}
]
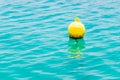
[{"left": 68, "top": 38, "right": 85, "bottom": 58}]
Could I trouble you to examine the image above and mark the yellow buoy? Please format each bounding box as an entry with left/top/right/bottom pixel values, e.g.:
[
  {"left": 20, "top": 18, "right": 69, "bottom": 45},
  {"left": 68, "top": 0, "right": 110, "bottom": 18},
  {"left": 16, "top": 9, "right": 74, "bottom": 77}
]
[{"left": 68, "top": 17, "right": 85, "bottom": 39}]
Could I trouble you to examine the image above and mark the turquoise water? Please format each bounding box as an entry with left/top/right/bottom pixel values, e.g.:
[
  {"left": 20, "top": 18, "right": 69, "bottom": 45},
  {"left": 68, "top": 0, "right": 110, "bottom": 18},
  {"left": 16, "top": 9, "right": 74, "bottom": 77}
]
[{"left": 0, "top": 0, "right": 120, "bottom": 80}]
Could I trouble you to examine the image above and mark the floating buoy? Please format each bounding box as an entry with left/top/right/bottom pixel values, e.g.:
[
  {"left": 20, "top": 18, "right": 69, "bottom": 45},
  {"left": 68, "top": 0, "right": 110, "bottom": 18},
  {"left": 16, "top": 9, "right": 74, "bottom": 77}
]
[{"left": 68, "top": 17, "right": 85, "bottom": 39}]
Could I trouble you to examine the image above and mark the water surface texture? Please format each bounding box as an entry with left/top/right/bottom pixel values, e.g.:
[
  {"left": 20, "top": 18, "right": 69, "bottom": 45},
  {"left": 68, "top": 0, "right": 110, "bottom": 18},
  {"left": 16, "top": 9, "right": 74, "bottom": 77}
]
[{"left": 0, "top": 0, "right": 120, "bottom": 80}]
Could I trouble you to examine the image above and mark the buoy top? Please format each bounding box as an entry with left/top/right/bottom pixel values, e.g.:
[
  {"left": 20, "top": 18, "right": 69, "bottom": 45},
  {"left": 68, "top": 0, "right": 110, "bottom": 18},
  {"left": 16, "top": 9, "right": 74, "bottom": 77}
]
[{"left": 74, "top": 17, "right": 81, "bottom": 22}]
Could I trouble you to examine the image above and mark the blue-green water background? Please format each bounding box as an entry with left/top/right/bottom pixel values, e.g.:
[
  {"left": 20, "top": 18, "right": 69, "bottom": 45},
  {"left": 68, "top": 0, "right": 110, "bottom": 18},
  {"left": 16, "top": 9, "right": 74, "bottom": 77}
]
[{"left": 0, "top": 0, "right": 120, "bottom": 80}]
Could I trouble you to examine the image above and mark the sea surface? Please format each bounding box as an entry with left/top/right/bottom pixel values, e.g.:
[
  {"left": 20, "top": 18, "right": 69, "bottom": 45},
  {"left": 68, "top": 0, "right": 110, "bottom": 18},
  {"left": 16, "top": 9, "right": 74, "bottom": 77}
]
[{"left": 0, "top": 0, "right": 120, "bottom": 80}]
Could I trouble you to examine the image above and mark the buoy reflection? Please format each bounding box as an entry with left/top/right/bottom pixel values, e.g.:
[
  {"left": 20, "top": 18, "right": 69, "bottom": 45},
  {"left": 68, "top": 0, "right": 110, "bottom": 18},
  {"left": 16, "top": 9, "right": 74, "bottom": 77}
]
[{"left": 68, "top": 38, "right": 85, "bottom": 58}]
